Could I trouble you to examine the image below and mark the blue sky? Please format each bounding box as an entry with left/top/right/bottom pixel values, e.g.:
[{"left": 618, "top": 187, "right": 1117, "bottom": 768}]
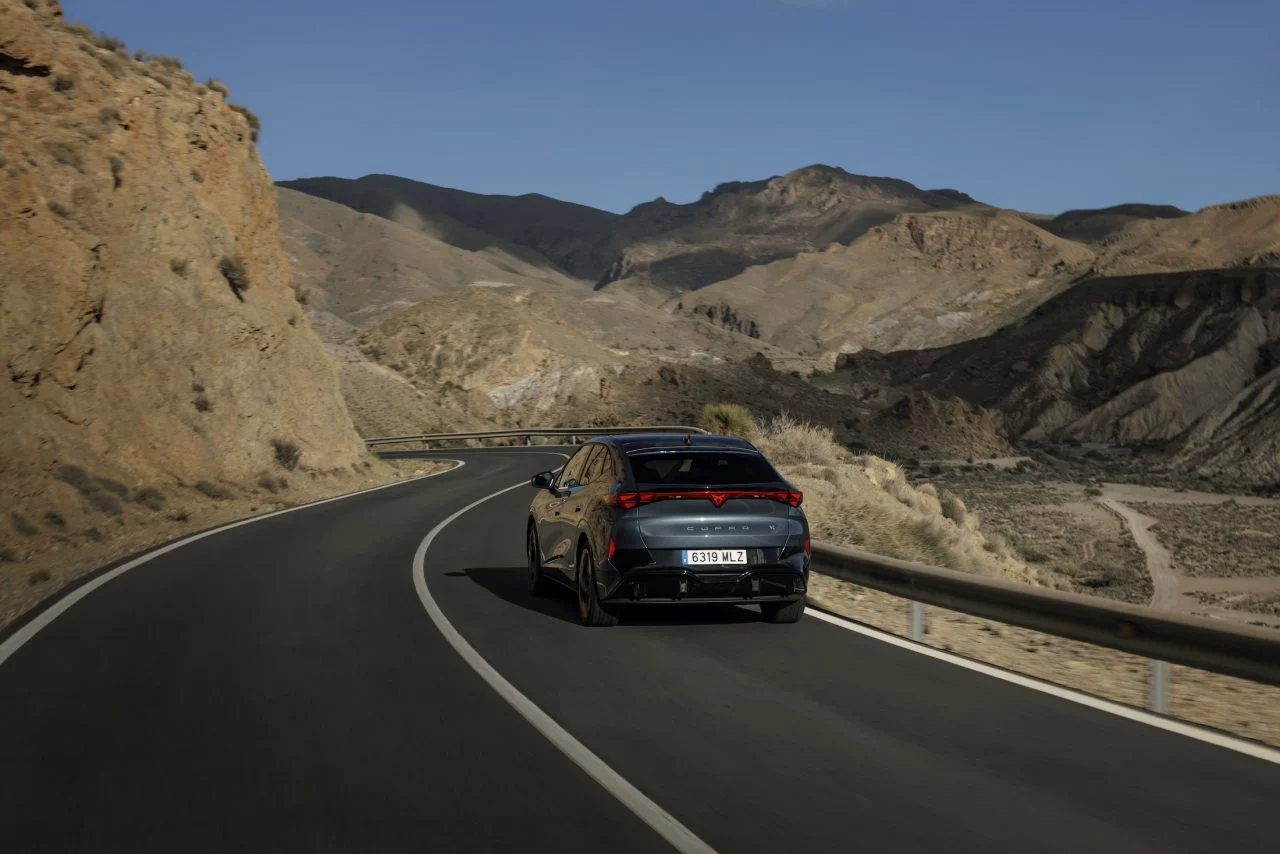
[{"left": 71, "top": 0, "right": 1278, "bottom": 214}]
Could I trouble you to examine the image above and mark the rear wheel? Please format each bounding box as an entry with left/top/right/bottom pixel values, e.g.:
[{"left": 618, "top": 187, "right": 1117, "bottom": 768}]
[
  {"left": 528, "top": 523, "right": 549, "bottom": 597},
  {"left": 760, "top": 598, "right": 806, "bottom": 624},
  {"left": 577, "top": 545, "right": 619, "bottom": 627}
]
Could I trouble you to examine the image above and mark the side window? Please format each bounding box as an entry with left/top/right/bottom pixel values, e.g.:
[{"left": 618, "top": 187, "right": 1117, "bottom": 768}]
[
  {"left": 557, "top": 446, "right": 595, "bottom": 489},
  {"left": 596, "top": 448, "right": 622, "bottom": 484},
  {"left": 584, "top": 445, "right": 617, "bottom": 484}
]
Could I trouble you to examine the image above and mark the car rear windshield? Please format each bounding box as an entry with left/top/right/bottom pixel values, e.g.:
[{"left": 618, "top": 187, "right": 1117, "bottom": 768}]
[{"left": 627, "top": 451, "right": 781, "bottom": 487}]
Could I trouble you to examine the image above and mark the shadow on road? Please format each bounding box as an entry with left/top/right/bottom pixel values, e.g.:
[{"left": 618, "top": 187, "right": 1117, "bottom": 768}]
[{"left": 458, "top": 566, "right": 765, "bottom": 627}]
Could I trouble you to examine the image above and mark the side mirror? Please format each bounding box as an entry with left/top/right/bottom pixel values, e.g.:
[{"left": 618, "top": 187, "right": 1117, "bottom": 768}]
[{"left": 530, "top": 471, "right": 554, "bottom": 490}]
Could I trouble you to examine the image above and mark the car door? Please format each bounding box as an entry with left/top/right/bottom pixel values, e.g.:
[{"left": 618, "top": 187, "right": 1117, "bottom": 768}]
[{"left": 539, "top": 444, "right": 597, "bottom": 582}]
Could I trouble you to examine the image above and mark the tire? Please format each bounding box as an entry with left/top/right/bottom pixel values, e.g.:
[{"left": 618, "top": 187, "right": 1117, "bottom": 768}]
[
  {"left": 760, "top": 598, "right": 806, "bottom": 624},
  {"left": 576, "top": 544, "right": 619, "bottom": 627},
  {"left": 528, "top": 523, "right": 550, "bottom": 597}
]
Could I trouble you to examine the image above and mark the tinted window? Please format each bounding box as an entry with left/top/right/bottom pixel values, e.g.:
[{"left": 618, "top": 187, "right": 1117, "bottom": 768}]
[
  {"left": 558, "top": 446, "right": 595, "bottom": 488},
  {"left": 627, "top": 451, "right": 780, "bottom": 487},
  {"left": 583, "top": 445, "right": 614, "bottom": 484}
]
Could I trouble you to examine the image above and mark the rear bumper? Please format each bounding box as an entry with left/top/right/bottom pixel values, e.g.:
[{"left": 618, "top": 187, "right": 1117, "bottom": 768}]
[{"left": 602, "top": 564, "right": 807, "bottom": 604}]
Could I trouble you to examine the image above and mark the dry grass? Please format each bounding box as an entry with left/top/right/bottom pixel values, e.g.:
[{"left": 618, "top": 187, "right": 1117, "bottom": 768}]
[
  {"left": 757, "top": 417, "right": 1032, "bottom": 581},
  {"left": 698, "top": 402, "right": 757, "bottom": 439}
]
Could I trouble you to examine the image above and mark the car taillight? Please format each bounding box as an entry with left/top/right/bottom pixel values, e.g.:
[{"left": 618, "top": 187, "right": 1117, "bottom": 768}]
[
  {"left": 607, "top": 537, "right": 616, "bottom": 560},
  {"left": 803, "top": 535, "right": 811, "bottom": 558},
  {"left": 609, "top": 488, "right": 801, "bottom": 508}
]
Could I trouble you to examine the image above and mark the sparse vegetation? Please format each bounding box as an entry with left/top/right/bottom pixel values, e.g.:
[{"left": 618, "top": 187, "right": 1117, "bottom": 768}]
[
  {"left": 83, "top": 528, "right": 104, "bottom": 542},
  {"left": 194, "top": 481, "right": 233, "bottom": 500},
  {"left": 228, "top": 104, "right": 261, "bottom": 142},
  {"left": 218, "top": 255, "right": 250, "bottom": 300},
  {"left": 11, "top": 513, "right": 39, "bottom": 537},
  {"left": 61, "top": 21, "right": 94, "bottom": 38},
  {"left": 92, "top": 33, "right": 128, "bottom": 53},
  {"left": 147, "top": 55, "right": 184, "bottom": 71},
  {"left": 47, "top": 200, "right": 73, "bottom": 218},
  {"left": 0, "top": 548, "right": 19, "bottom": 563},
  {"left": 43, "top": 140, "right": 82, "bottom": 171},
  {"left": 133, "top": 487, "right": 166, "bottom": 511},
  {"left": 271, "top": 439, "right": 301, "bottom": 471},
  {"left": 44, "top": 511, "right": 66, "bottom": 529},
  {"left": 191, "top": 168, "right": 204, "bottom": 183},
  {"left": 52, "top": 76, "right": 75, "bottom": 94},
  {"left": 168, "top": 510, "right": 191, "bottom": 523},
  {"left": 193, "top": 395, "right": 212, "bottom": 412},
  {"left": 206, "top": 79, "right": 229, "bottom": 97},
  {"left": 256, "top": 475, "right": 290, "bottom": 494},
  {"left": 754, "top": 414, "right": 839, "bottom": 466},
  {"left": 28, "top": 570, "right": 52, "bottom": 586},
  {"left": 86, "top": 491, "right": 123, "bottom": 516},
  {"left": 939, "top": 491, "right": 968, "bottom": 525},
  {"left": 698, "top": 402, "right": 757, "bottom": 439},
  {"left": 170, "top": 258, "right": 190, "bottom": 276},
  {"left": 96, "top": 477, "right": 130, "bottom": 498},
  {"left": 108, "top": 155, "right": 124, "bottom": 188}
]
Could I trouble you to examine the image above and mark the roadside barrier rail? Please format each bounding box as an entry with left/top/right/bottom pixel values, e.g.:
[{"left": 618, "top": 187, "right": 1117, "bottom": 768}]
[
  {"left": 364, "top": 427, "right": 1280, "bottom": 712},
  {"left": 365, "top": 425, "right": 708, "bottom": 449}
]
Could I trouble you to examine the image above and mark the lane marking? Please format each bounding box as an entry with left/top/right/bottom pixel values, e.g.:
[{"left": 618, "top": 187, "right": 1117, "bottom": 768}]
[
  {"left": 413, "top": 471, "right": 718, "bottom": 854},
  {"left": 0, "top": 460, "right": 468, "bottom": 669},
  {"left": 805, "top": 606, "right": 1280, "bottom": 765}
]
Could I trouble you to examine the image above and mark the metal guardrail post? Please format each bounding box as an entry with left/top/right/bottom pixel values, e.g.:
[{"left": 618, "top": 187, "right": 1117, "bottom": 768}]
[
  {"left": 908, "top": 601, "right": 925, "bottom": 642},
  {"left": 1148, "top": 660, "right": 1170, "bottom": 714}
]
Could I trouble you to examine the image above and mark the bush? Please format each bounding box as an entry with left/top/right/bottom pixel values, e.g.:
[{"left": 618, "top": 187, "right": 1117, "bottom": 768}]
[
  {"left": 96, "top": 477, "right": 130, "bottom": 497},
  {"left": 939, "top": 491, "right": 967, "bottom": 526},
  {"left": 168, "top": 510, "right": 191, "bottom": 523},
  {"left": 191, "top": 168, "right": 204, "bottom": 183},
  {"left": 170, "top": 258, "right": 189, "bottom": 276},
  {"left": 28, "top": 570, "right": 52, "bottom": 586},
  {"left": 62, "top": 21, "right": 94, "bottom": 38},
  {"left": 93, "top": 33, "right": 127, "bottom": 53},
  {"left": 206, "top": 79, "right": 229, "bottom": 97},
  {"left": 108, "top": 155, "right": 123, "bottom": 188},
  {"left": 43, "top": 140, "right": 82, "bottom": 171},
  {"left": 194, "top": 481, "right": 232, "bottom": 500},
  {"left": 1084, "top": 486, "right": 1103, "bottom": 498},
  {"left": 228, "top": 103, "right": 261, "bottom": 142},
  {"left": 99, "top": 106, "right": 122, "bottom": 125},
  {"left": 11, "top": 513, "right": 38, "bottom": 536},
  {"left": 44, "top": 510, "right": 66, "bottom": 528},
  {"left": 754, "top": 414, "right": 839, "bottom": 466},
  {"left": 148, "top": 55, "right": 183, "bottom": 71},
  {"left": 272, "top": 439, "right": 301, "bottom": 471},
  {"left": 133, "top": 487, "right": 166, "bottom": 511},
  {"left": 47, "top": 200, "right": 73, "bottom": 218},
  {"left": 218, "top": 255, "right": 250, "bottom": 300},
  {"left": 87, "top": 491, "right": 123, "bottom": 516},
  {"left": 193, "top": 395, "right": 211, "bottom": 412},
  {"left": 52, "top": 76, "right": 75, "bottom": 94},
  {"left": 698, "top": 403, "right": 757, "bottom": 440}
]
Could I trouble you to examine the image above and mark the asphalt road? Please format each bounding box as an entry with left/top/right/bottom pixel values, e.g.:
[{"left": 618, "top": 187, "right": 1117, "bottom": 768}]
[{"left": 0, "top": 449, "right": 1275, "bottom": 852}]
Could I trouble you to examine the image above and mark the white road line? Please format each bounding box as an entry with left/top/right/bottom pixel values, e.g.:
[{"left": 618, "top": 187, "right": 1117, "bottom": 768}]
[
  {"left": 412, "top": 471, "right": 718, "bottom": 854},
  {"left": 805, "top": 606, "right": 1280, "bottom": 765},
  {"left": 0, "top": 461, "right": 468, "bottom": 669}
]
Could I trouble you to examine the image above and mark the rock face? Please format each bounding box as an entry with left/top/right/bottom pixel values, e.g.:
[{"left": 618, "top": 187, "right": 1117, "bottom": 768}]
[{"left": 1, "top": 1, "right": 369, "bottom": 563}]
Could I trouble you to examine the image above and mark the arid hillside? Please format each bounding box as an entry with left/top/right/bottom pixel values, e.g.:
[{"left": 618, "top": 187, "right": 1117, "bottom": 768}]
[
  {"left": 829, "top": 268, "right": 1280, "bottom": 486},
  {"left": 348, "top": 286, "right": 857, "bottom": 437},
  {"left": 0, "top": 0, "right": 381, "bottom": 616},
  {"left": 674, "top": 208, "right": 1096, "bottom": 357}
]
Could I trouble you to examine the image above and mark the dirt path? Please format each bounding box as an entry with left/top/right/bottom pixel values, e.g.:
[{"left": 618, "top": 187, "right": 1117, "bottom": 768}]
[{"left": 1098, "top": 499, "right": 1180, "bottom": 610}]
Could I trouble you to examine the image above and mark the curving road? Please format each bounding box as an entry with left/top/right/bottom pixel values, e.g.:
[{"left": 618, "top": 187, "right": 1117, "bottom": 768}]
[{"left": 0, "top": 449, "right": 1275, "bottom": 852}]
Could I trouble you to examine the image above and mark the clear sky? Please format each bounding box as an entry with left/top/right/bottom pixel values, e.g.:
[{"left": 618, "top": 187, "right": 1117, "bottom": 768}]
[{"left": 70, "top": 0, "right": 1278, "bottom": 214}]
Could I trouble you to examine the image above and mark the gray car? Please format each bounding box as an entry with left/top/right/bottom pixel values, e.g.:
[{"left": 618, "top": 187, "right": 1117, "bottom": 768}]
[{"left": 526, "top": 434, "right": 810, "bottom": 626}]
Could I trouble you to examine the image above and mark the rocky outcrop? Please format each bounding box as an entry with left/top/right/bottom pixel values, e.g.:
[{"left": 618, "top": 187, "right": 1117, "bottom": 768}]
[{"left": 1, "top": 1, "right": 371, "bottom": 574}]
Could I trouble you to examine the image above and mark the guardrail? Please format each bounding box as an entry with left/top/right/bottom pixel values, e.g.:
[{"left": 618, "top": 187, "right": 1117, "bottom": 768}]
[
  {"left": 366, "top": 425, "right": 708, "bottom": 449},
  {"left": 811, "top": 543, "right": 1280, "bottom": 711},
  {"left": 365, "top": 426, "right": 1280, "bottom": 713}
]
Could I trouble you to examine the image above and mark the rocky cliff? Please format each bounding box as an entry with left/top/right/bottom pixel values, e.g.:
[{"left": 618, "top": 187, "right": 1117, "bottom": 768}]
[{"left": 0, "top": 0, "right": 374, "bottom": 609}]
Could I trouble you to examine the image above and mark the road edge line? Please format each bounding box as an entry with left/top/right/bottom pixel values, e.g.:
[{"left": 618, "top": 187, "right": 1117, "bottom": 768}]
[
  {"left": 412, "top": 476, "right": 718, "bottom": 854},
  {"left": 0, "top": 461, "right": 467, "bottom": 669},
  {"left": 805, "top": 605, "right": 1280, "bottom": 765}
]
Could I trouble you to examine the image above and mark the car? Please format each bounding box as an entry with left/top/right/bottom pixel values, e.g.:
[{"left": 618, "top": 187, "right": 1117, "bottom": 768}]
[{"left": 526, "top": 433, "right": 810, "bottom": 626}]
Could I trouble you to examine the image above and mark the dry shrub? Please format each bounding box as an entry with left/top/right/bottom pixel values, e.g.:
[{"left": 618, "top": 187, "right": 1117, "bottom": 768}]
[
  {"left": 759, "top": 424, "right": 1032, "bottom": 581},
  {"left": 698, "top": 403, "right": 758, "bottom": 439},
  {"left": 755, "top": 414, "right": 839, "bottom": 466}
]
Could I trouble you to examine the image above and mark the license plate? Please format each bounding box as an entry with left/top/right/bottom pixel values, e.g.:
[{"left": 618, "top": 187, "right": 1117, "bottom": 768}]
[{"left": 682, "top": 549, "right": 747, "bottom": 566}]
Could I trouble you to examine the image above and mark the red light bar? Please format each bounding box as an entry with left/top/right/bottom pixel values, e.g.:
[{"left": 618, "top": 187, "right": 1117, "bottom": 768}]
[{"left": 609, "top": 489, "right": 802, "bottom": 509}]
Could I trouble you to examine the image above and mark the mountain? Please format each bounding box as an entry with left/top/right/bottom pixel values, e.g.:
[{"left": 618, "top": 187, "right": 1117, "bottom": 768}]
[
  {"left": 673, "top": 207, "right": 1096, "bottom": 357},
  {"left": 276, "top": 186, "right": 582, "bottom": 326},
  {"left": 829, "top": 266, "right": 1280, "bottom": 486},
  {"left": 0, "top": 0, "right": 375, "bottom": 596},
  {"left": 1030, "top": 203, "right": 1189, "bottom": 245}
]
